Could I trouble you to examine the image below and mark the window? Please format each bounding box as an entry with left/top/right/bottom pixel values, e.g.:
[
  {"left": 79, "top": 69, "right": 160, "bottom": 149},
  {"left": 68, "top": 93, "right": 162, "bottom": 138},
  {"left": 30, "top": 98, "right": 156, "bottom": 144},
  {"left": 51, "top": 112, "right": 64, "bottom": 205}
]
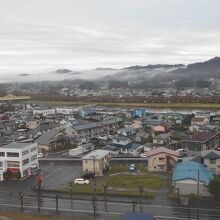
[
  {"left": 7, "top": 161, "right": 20, "bottom": 167},
  {"left": 31, "top": 155, "right": 37, "bottom": 162},
  {"left": 22, "top": 158, "right": 29, "bottom": 166},
  {"left": 210, "top": 168, "right": 216, "bottom": 173},
  {"left": 30, "top": 146, "right": 37, "bottom": 152},
  {"left": 210, "top": 159, "right": 216, "bottom": 164},
  {"left": 0, "top": 152, "right": 5, "bottom": 157},
  {"left": 159, "top": 157, "right": 165, "bottom": 161},
  {"left": 7, "top": 152, "right": 19, "bottom": 157},
  {"left": 22, "top": 150, "right": 29, "bottom": 156}
]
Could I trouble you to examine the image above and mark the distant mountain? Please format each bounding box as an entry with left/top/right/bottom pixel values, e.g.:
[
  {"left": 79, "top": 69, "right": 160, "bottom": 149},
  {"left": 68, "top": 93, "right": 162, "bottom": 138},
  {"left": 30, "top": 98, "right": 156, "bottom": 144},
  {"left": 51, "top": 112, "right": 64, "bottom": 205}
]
[
  {"left": 122, "top": 64, "right": 184, "bottom": 70},
  {"left": 99, "top": 57, "right": 220, "bottom": 83},
  {"left": 152, "top": 57, "right": 220, "bottom": 82},
  {"left": 99, "top": 64, "right": 186, "bottom": 82},
  {"left": 55, "top": 69, "right": 72, "bottom": 74}
]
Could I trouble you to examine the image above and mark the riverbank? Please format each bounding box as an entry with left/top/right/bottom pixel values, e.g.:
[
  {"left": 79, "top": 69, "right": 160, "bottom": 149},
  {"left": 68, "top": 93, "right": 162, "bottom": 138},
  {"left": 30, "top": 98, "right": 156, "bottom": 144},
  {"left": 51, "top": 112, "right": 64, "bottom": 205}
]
[{"left": 24, "top": 100, "right": 220, "bottom": 110}]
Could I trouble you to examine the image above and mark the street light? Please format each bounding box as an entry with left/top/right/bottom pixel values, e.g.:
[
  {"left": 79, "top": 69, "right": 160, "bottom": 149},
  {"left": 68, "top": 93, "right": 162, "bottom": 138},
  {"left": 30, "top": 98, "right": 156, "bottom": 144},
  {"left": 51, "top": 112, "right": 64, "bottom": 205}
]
[
  {"left": 176, "top": 187, "right": 180, "bottom": 204},
  {"left": 92, "top": 155, "right": 97, "bottom": 215}
]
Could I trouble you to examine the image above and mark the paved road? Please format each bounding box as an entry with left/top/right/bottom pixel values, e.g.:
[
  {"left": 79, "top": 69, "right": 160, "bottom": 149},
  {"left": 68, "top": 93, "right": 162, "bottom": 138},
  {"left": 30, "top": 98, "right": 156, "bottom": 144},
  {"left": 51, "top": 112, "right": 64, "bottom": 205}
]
[{"left": 0, "top": 192, "right": 220, "bottom": 219}]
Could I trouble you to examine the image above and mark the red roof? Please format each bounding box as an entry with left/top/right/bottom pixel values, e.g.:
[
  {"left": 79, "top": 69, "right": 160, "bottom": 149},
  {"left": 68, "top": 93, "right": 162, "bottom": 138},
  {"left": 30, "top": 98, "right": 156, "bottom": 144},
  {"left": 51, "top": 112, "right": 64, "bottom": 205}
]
[
  {"left": 183, "top": 132, "right": 219, "bottom": 143},
  {"left": 146, "top": 147, "right": 179, "bottom": 158}
]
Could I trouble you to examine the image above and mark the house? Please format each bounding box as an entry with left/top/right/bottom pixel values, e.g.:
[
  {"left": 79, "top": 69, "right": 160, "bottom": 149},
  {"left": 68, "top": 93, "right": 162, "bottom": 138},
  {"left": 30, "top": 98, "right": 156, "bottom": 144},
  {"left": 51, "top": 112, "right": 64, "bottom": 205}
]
[
  {"left": 112, "top": 135, "right": 132, "bottom": 146},
  {"left": 146, "top": 147, "right": 179, "bottom": 172},
  {"left": 172, "top": 161, "right": 213, "bottom": 196},
  {"left": 152, "top": 123, "right": 170, "bottom": 137},
  {"left": 131, "top": 119, "right": 143, "bottom": 129},
  {"left": 71, "top": 119, "right": 119, "bottom": 140},
  {"left": 79, "top": 107, "right": 96, "bottom": 118},
  {"left": 69, "top": 143, "right": 95, "bottom": 156},
  {"left": 118, "top": 127, "right": 136, "bottom": 136},
  {"left": 26, "top": 118, "right": 40, "bottom": 130},
  {"left": 119, "top": 143, "right": 144, "bottom": 156},
  {"left": 181, "top": 132, "right": 220, "bottom": 152},
  {"left": 110, "top": 136, "right": 144, "bottom": 156},
  {"left": 190, "top": 116, "right": 209, "bottom": 132},
  {"left": 191, "top": 116, "right": 209, "bottom": 126},
  {"left": 152, "top": 133, "right": 172, "bottom": 147},
  {"left": 35, "top": 128, "right": 64, "bottom": 152},
  {"left": 132, "top": 109, "right": 146, "bottom": 118},
  {"left": 201, "top": 150, "right": 220, "bottom": 175},
  {"left": 0, "top": 142, "right": 38, "bottom": 181},
  {"left": 81, "top": 149, "right": 111, "bottom": 176}
]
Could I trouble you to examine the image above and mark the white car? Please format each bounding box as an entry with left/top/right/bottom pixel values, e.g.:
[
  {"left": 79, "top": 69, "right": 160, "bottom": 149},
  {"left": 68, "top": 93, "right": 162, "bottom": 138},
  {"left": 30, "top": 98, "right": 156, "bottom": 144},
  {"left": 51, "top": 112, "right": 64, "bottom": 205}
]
[
  {"left": 74, "top": 178, "right": 89, "bottom": 185},
  {"left": 37, "top": 153, "right": 44, "bottom": 158},
  {"left": 140, "top": 153, "right": 147, "bottom": 158}
]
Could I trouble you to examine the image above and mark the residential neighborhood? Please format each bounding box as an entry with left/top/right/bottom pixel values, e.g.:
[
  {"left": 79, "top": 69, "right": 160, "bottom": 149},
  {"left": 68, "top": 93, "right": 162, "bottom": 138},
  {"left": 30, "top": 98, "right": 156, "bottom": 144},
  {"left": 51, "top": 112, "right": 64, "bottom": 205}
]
[{"left": 0, "top": 102, "right": 220, "bottom": 219}]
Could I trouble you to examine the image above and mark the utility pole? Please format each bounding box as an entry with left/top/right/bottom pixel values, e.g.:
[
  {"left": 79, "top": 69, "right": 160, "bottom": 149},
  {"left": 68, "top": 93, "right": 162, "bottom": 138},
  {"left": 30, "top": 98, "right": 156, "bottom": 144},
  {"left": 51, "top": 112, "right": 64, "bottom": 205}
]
[
  {"left": 103, "top": 184, "right": 108, "bottom": 212},
  {"left": 138, "top": 185, "right": 144, "bottom": 213},
  {"left": 37, "top": 185, "right": 41, "bottom": 212},
  {"left": 131, "top": 200, "right": 136, "bottom": 213},
  {"left": 70, "top": 189, "right": 73, "bottom": 209},
  {"left": 37, "top": 172, "right": 42, "bottom": 213},
  {"left": 19, "top": 192, "right": 24, "bottom": 211},
  {"left": 92, "top": 195, "right": 97, "bottom": 215},
  {"left": 93, "top": 155, "right": 97, "bottom": 215},
  {"left": 56, "top": 193, "right": 59, "bottom": 214},
  {"left": 188, "top": 198, "right": 191, "bottom": 220},
  {"left": 197, "top": 170, "right": 200, "bottom": 220},
  {"left": 176, "top": 187, "right": 180, "bottom": 205}
]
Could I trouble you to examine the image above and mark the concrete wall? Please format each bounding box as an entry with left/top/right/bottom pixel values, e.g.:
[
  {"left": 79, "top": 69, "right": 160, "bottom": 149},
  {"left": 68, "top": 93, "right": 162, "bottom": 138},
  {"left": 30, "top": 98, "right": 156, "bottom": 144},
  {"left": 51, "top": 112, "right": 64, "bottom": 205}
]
[
  {"left": 174, "top": 179, "right": 210, "bottom": 196},
  {"left": 148, "top": 152, "right": 177, "bottom": 172}
]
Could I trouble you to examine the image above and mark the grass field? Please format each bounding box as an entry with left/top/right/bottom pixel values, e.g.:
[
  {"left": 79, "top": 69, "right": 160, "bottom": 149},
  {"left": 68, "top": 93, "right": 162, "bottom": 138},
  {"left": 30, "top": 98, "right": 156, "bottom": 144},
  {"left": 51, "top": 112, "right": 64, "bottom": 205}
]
[
  {"left": 64, "top": 173, "right": 164, "bottom": 198},
  {"left": 106, "top": 174, "right": 164, "bottom": 189},
  {"left": 24, "top": 100, "right": 220, "bottom": 109}
]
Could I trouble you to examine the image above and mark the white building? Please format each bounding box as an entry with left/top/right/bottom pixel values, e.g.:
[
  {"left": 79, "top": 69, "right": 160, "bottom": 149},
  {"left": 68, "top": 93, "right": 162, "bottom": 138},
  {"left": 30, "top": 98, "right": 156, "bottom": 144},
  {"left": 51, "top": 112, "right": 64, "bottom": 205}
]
[
  {"left": 56, "top": 107, "right": 79, "bottom": 115},
  {"left": 33, "top": 108, "right": 56, "bottom": 116},
  {"left": 0, "top": 142, "right": 39, "bottom": 181}
]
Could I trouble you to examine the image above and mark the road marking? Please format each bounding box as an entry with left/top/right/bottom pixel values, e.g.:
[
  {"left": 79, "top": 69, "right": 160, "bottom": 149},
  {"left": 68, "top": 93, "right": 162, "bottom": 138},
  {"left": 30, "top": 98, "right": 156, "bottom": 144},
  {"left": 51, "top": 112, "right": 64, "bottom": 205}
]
[{"left": 41, "top": 164, "right": 54, "bottom": 173}]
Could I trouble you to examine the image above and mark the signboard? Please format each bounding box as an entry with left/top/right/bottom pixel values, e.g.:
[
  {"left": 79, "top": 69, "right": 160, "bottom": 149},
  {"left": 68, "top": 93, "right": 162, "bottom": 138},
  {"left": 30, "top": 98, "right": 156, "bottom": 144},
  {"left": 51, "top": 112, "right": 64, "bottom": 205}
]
[
  {"left": 7, "top": 168, "right": 20, "bottom": 172},
  {"left": 37, "top": 174, "right": 43, "bottom": 187}
]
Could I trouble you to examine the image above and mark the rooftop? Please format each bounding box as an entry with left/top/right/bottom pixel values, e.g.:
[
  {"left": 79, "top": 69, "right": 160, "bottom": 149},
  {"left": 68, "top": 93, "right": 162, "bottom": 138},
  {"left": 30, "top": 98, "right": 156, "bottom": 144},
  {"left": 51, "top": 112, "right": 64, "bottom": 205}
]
[
  {"left": 172, "top": 161, "right": 213, "bottom": 185},
  {"left": 82, "top": 149, "right": 110, "bottom": 160},
  {"left": 146, "top": 147, "right": 179, "bottom": 158},
  {"left": 0, "top": 142, "right": 34, "bottom": 149},
  {"left": 201, "top": 150, "right": 220, "bottom": 159},
  {"left": 182, "top": 132, "right": 219, "bottom": 143}
]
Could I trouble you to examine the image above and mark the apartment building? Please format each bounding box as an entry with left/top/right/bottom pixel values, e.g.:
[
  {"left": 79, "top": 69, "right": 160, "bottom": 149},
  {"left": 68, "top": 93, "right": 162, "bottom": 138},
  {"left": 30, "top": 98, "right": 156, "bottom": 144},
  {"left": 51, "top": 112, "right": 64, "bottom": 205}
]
[{"left": 0, "top": 142, "right": 38, "bottom": 181}]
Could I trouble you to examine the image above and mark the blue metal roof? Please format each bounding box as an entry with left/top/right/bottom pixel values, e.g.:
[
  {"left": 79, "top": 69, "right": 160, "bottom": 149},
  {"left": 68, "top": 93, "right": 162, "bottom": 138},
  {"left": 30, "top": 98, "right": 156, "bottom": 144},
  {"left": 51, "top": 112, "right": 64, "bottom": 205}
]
[{"left": 172, "top": 161, "right": 213, "bottom": 185}]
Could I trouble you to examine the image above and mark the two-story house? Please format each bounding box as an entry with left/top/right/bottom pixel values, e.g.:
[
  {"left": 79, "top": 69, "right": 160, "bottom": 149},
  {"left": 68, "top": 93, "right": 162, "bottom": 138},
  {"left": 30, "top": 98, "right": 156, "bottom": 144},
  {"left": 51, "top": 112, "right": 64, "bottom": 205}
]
[
  {"left": 146, "top": 147, "right": 179, "bottom": 172},
  {"left": 201, "top": 150, "right": 220, "bottom": 175},
  {"left": 81, "top": 149, "right": 111, "bottom": 176}
]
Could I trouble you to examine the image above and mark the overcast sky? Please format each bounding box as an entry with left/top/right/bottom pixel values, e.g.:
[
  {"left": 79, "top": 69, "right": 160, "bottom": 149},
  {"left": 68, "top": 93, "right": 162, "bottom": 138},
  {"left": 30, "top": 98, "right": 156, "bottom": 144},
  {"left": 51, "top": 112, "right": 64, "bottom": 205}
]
[{"left": 0, "top": 0, "right": 220, "bottom": 75}]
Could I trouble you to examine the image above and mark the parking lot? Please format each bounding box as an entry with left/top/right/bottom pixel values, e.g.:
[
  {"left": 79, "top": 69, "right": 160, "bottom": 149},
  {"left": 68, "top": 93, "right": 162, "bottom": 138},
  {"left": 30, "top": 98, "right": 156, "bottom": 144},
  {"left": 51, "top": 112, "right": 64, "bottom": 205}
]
[
  {"left": 0, "top": 161, "right": 82, "bottom": 194},
  {"left": 40, "top": 161, "right": 82, "bottom": 190}
]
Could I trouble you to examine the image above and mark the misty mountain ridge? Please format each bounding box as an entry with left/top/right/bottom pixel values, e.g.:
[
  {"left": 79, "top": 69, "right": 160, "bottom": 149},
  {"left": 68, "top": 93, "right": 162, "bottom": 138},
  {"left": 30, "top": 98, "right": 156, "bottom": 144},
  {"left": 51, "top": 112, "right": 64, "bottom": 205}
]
[{"left": 1, "top": 56, "right": 218, "bottom": 84}]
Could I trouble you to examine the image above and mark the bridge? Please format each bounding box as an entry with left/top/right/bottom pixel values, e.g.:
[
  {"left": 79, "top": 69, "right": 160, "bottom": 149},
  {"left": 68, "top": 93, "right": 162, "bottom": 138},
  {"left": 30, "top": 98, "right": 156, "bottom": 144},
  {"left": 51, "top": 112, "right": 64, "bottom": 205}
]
[{"left": 0, "top": 94, "right": 31, "bottom": 101}]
